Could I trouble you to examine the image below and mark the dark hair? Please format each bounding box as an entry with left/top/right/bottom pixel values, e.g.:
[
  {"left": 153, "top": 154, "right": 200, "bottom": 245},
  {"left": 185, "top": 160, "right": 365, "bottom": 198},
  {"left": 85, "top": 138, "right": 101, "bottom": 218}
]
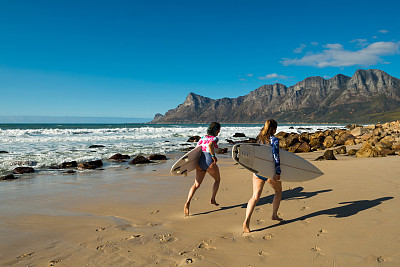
[
  {"left": 257, "top": 119, "right": 278, "bottom": 144},
  {"left": 207, "top": 122, "right": 221, "bottom": 136}
]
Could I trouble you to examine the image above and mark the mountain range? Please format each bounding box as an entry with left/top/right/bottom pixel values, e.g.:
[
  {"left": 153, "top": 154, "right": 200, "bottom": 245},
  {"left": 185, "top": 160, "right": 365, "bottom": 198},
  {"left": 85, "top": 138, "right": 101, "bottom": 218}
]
[{"left": 152, "top": 69, "right": 400, "bottom": 124}]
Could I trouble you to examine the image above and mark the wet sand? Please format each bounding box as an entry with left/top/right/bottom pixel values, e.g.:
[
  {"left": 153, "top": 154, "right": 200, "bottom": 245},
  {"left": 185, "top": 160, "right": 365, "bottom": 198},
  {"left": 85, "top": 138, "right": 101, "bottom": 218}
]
[{"left": 1, "top": 150, "right": 400, "bottom": 266}]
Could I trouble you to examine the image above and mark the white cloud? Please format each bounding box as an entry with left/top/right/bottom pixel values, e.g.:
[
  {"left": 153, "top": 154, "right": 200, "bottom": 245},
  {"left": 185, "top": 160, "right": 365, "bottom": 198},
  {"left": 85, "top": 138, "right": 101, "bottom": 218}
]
[
  {"left": 311, "top": 42, "right": 319, "bottom": 46},
  {"left": 258, "top": 73, "right": 294, "bottom": 80},
  {"left": 378, "top": 29, "right": 389, "bottom": 33},
  {"left": 293, "top": 44, "right": 306, "bottom": 53},
  {"left": 239, "top": 78, "right": 248, "bottom": 81},
  {"left": 350, "top": 39, "right": 368, "bottom": 47},
  {"left": 246, "top": 74, "right": 254, "bottom": 77},
  {"left": 281, "top": 41, "right": 400, "bottom": 68},
  {"left": 323, "top": 75, "right": 331, "bottom": 79},
  {"left": 372, "top": 36, "right": 378, "bottom": 39}
]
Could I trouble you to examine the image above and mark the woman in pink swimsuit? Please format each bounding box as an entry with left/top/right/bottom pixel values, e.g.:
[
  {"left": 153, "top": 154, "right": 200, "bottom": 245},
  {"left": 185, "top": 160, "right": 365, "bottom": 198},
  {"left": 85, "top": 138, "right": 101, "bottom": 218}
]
[{"left": 184, "top": 122, "right": 221, "bottom": 216}]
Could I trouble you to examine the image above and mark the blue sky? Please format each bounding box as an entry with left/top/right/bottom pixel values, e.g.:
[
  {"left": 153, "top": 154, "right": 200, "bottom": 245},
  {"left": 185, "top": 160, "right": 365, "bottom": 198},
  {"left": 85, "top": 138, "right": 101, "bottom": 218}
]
[{"left": 1, "top": 0, "right": 400, "bottom": 120}]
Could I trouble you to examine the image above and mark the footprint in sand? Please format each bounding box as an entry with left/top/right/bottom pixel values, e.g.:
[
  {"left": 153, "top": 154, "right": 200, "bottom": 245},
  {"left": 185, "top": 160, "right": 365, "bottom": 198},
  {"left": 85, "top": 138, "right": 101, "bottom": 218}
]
[
  {"left": 123, "top": 234, "right": 142, "bottom": 241},
  {"left": 377, "top": 256, "right": 385, "bottom": 262},
  {"left": 254, "top": 207, "right": 262, "bottom": 213},
  {"left": 311, "top": 246, "right": 325, "bottom": 255},
  {"left": 16, "top": 252, "right": 35, "bottom": 259},
  {"left": 317, "top": 229, "right": 328, "bottom": 236},
  {"left": 185, "top": 258, "right": 194, "bottom": 264},
  {"left": 96, "top": 227, "right": 106, "bottom": 232},
  {"left": 300, "top": 206, "right": 310, "bottom": 211},
  {"left": 198, "top": 241, "right": 216, "bottom": 250},
  {"left": 49, "top": 259, "right": 62, "bottom": 266},
  {"left": 158, "top": 234, "right": 176, "bottom": 243},
  {"left": 179, "top": 251, "right": 189, "bottom": 255},
  {"left": 263, "top": 234, "right": 273, "bottom": 240},
  {"left": 150, "top": 210, "right": 160, "bottom": 214},
  {"left": 258, "top": 250, "right": 269, "bottom": 256},
  {"left": 147, "top": 222, "right": 160, "bottom": 227},
  {"left": 256, "top": 219, "right": 265, "bottom": 225},
  {"left": 96, "top": 242, "right": 120, "bottom": 253}
]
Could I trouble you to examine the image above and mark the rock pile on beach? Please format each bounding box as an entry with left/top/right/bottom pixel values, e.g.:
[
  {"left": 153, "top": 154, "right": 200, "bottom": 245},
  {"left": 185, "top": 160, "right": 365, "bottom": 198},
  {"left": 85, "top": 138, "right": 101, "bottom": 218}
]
[{"left": 271, "top": 120, "right": 400, "bottom": 158}]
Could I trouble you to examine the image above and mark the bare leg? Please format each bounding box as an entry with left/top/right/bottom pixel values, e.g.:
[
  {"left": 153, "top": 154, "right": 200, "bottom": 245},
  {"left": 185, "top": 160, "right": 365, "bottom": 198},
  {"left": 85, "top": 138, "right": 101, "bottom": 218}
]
[
  {"left": 267, "top": 178, "right": 283, "bottom": 221},
  {"left": 184, "top": 165, "right": 206, "bottom": 216},
  {"left": 207, "top": 162, "right": 221, "bottom": 206},
  {"left": 243, "top": 174, "right": 265, "bottom": 233}
]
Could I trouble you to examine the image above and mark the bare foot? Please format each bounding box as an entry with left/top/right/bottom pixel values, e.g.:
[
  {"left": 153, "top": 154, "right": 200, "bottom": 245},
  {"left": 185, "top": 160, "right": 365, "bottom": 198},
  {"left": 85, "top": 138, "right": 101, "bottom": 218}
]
[
  {"left": 210, "top": 199, "right": 219, "bottom": 206},
  {"left": 184, "top": 203, "right": 190, "bottom": 216},
  {"left": 243, "top": 222, "right": 251, "bottom": 233},
  {"left": 272, "top": 215, "right": 283, "bottom": 221}
]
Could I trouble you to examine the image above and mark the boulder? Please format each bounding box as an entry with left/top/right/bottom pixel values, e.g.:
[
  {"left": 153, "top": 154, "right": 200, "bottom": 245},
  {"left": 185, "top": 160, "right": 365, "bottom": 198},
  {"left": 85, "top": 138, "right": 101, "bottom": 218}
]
[
  {"left": 300, "top": 132, "right": 310, "bottom": 143},
  {"left": 0, "top": 174, "right": 18, "bottom": 180},
  {"left": 355, "top": 143, "right": 379, "bottom": 158},
  {"left": 225, "top": 139, "right": 235, "bottom": 144},
  {"left": 334, "top": 133, "right": 355, "bottom": 146},
  {"left": 89, "top": 145, "right": 105, "bottom": 148},
  {"left": 78, "top": 160, "right": 103, "bottom": 169},
  {"left": 323, "top": 136, "right": 335, "bottom": 148},
  {"left": 288, "top": 143, "right": 301, "bottom": 153},
  {"left": 13, "top": 167, "right": 34, "bottom": 174},
  {"left": 285, "top": 134, "right": 300, "bottom": 147},
  {"left": 348, "top": 149, "right": 358, "bottom": 156},
  {"left": 129, "top": 156, "right": 152, "bottom": 165},
  {"left": 295, "top": 142, "right": 311, "bottom": 153},
  {"left": 344, "top": 139, "right": 356, "bottom": 146},
  {"left": 361, "top": 133, "right": 374, "bottom": 141},
  {"left": 60, "top": 161, "right": 78, "bottom": 168},
  {"left": 109, "top": 154, "right": 131, "bottom": 162},
  {"left": 147, "top": 154, "right": 167, "bottom": 160},
  {"left": 216, "top": 148, "right": 228, "bottom": 154},
  {"left": 0, "top": 151, "right": 9, "bottom": 154},
  {"left": 275, "top": 131, "right": 289, "bottom": 140},
  {"left": 380, "top": 149, "right": 396, "bottom": 156},
  {"left": 315, "top": 150, "right": 337, "bottom": 161},
  {"left": 233, "top": 133, "right": 246, "bottom": 137},
  {"left": 375, "top": 140, "right": 393, "bottom": 151},
  {"left": 350, "top": 127, "right": 368, "bottom": 137},
  {"left": 187, "top": 136, "right": 201, "bottom": 142},
  {"left": 391, "top": 142, "right": 400, "bottom": 151},
  {"left": 364, "top": 125, "right": 376, "bottom": 130},
  {"left": 334, "top": 146, "right": 347, "bottom": 155}
]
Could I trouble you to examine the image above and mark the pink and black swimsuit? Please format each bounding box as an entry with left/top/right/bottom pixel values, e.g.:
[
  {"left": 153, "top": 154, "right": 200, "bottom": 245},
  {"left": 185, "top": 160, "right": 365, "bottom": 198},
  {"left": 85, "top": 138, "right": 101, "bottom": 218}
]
[{"left": 197, "top": 135, "right": 219, "bottom": 171}]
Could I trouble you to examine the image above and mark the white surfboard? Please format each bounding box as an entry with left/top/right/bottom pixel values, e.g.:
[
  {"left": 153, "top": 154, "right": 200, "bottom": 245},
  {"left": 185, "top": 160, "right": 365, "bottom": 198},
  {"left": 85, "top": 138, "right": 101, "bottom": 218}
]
[
  {"left": 232, "top": 143, "right": 323, "bottom": 182},
  {"left": 170, "top": 146, "right": 202, "bottom": 177}
]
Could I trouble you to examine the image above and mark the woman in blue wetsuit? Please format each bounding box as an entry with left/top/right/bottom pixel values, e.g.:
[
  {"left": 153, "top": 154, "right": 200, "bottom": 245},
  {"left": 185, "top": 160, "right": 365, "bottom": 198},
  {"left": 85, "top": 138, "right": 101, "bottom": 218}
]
[
  {"left": 184, "top": 122, "right": 221, "bottom": 216},
  {"left": 243, "top": 119, "right": 283, "bottom": 233}
]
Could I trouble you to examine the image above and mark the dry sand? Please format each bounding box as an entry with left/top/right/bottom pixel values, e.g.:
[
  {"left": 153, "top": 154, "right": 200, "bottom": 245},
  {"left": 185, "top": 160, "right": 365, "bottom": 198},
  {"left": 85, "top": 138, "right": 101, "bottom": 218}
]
[{"left": 1, "top": 149, "right": 400, "bottom": 266}]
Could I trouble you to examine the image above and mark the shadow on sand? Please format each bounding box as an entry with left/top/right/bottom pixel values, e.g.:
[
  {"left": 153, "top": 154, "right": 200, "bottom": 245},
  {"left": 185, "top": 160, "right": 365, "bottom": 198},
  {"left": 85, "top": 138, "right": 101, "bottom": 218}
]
[
  {"left": 251, "top": 196, "right": 394, "bottom": 232},
  {"left": 191, "top": 186, "right": 332, "bottom": 216}
]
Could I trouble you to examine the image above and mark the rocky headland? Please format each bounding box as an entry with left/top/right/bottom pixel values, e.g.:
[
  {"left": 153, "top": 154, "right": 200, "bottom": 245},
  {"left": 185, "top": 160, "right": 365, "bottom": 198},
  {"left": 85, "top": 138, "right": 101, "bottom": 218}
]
[{"left": 152, "top": 69, "right": 400, "bottom": 124}]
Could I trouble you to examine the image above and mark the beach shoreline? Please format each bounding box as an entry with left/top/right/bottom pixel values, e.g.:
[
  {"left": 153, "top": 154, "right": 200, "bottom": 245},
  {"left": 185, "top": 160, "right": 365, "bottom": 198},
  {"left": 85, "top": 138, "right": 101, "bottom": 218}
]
[{"left": 1, "top": 147, "right": 399, "bottom": 266}]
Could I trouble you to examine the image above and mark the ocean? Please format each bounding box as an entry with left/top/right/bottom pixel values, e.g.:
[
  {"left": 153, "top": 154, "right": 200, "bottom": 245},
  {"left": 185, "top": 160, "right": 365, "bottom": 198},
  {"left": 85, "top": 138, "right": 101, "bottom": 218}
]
[{"left": 0, "top": 123, "right": 344, "bottom": 175}]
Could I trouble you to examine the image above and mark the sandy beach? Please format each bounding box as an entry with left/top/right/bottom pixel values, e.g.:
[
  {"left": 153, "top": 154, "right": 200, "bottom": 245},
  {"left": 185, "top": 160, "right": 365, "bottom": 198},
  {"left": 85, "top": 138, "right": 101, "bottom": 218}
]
[{"left": 1, "top": 148, "right": 399, "bottom": 266}]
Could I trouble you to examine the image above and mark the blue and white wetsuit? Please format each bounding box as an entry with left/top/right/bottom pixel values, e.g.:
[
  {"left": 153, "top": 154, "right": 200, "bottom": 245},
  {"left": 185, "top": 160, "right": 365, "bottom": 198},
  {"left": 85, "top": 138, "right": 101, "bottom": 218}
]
[{"left": 255, "top": 136, "right": 281, "bottom": 181}]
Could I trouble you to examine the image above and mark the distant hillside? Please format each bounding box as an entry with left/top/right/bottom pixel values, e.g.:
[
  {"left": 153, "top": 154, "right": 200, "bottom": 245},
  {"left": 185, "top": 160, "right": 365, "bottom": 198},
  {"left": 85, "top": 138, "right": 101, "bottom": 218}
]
[{"left": 152, "top": 69, "right": 400, "bottom": 124}]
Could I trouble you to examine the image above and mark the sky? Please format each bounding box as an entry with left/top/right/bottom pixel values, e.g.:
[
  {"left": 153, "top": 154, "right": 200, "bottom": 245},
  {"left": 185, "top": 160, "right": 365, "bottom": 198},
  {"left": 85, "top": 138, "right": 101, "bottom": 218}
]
[{"left": 1, "top": 0, "right": 400, "bottom": 121}]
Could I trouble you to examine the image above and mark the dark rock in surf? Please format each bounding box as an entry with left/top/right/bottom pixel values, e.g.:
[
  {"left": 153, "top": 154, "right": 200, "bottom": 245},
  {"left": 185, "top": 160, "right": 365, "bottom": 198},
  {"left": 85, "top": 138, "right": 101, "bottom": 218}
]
[
  {"left": 147, "top": 154, "right": 167, "bottom": 160},
  {"left": 0, "top": 151, "right": 9, "bottom": 154},
  {"left": 109, "top": 154, "right": 130, "bottom": 162},
  {"left": 78, "top": 160, "right": 103, "bottom": 169},
  {"left": 89, "top": 145, "right": 105, "bottom": 148},
  {"left": 13, "top": 167, "right": 35, "bottom": 174},
  {"left": 233, "top": 133, "right": 246, "bottom": 137},
  {"left": 187, "top": 136, "right": 201, "bottom": 142},
  {"left": 0, "top": 174, "right": 18, "bottom": 180},
  {"left": 60, "top": 161, "right": 78, "bottom": 168},
  {"left": 129, "top": 156, "right": 152, "bottom": 165}
]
